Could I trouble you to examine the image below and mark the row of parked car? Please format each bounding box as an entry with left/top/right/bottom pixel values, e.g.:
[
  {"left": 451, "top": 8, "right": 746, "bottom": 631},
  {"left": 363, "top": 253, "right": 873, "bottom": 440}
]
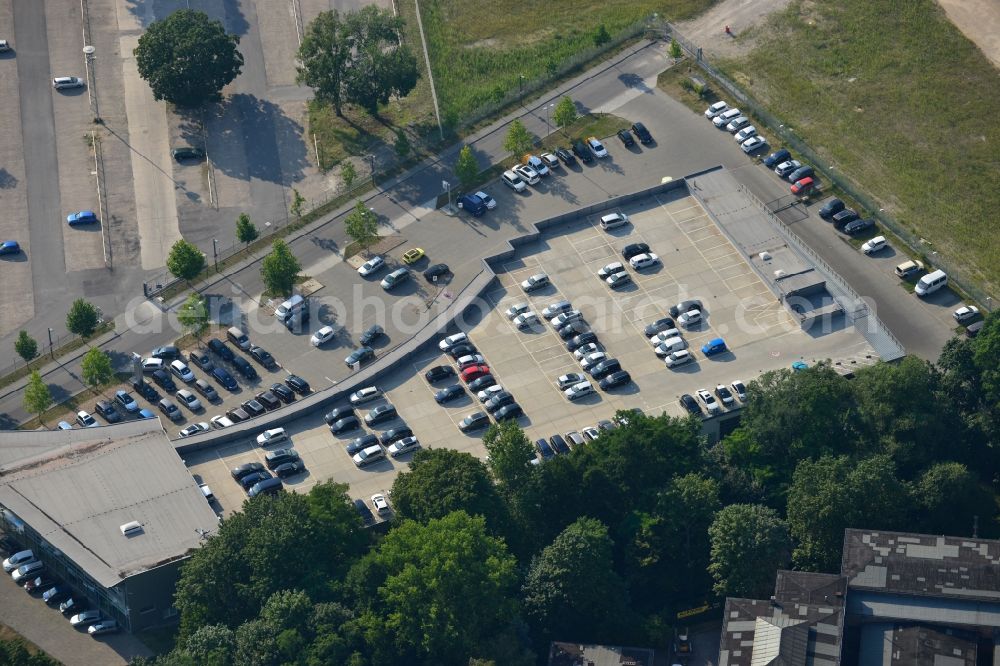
[
  {"left": 2, "top": 544, "right": 118, "bottom": 637},
  {"left": 705, "top": 101, "right": 769, "bottom": 155},
  {"left": 321, "top": 386, "right": 421, "bottom": 467}
]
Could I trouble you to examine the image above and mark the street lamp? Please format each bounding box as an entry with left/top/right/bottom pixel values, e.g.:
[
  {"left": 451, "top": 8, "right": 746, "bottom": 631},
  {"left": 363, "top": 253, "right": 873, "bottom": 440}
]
[
  {"left": 212, "top": 238, "right": 218, "bottom": 271},
  {"left": 544, "top": 103, "right": 555, "bottom": 135},
  {"left": 519, "top": 74, "right": 525, "bottom": 95},
  {"left": 367, "top": 154, "right": 376, "bottom": 186},
  {"left": 47, "top": 328, "right": 54, "bottom": 359}
]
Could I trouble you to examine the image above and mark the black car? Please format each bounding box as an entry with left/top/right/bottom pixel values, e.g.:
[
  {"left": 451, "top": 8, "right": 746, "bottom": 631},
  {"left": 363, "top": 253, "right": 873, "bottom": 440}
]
[
  {"left": 347, "top": 433, "right": 379, "bottom": 455},
  {"left": 494, "top": 403, "right": 523, "bottom": 421},
  {"left": 844, "top": 218, "right": 876, "bottom": 235},
  {"left": 330, "top": 416, "right": 360, "bottom": 433},
  {"left": 43, "top": 586, "right": 70, "bottom": 606},
  {"left": 264, "top": 448, "right": 299, "bottom": 469},
  {"left": 554, "top": 147, "right": 577, "bottom": 166},
  {"left": 232, "top": 356, "right": 258, "bottom": 380},
  {"left": 274, "top": 460, "right": 305, "bottom": 478},
  {"left": 324, "top": 406, "right": 355, "bottom": 425},
  {"left": 172, "top": 146, "right": 205, "bottom": 161},
  {"left": 270, "top": 383, "right": 295, "bottom": 403},
  {"left": 131, "top": 379, "right": 159, "bottom": 402},
  {"left": 566, "top": 331, "right": 598, "bottom": 352},
  {"left": 94, "top": 400, "right": 121, "bottom": 424},
  {"left": 423, "top": 263, "right": 450, "bottom": 281},
  {"left": 365, "top": 404, "right": 397, "bottom": 426},
  {"left": 571, "top": 139, "right": 594, "bottom": 163},
  {"left": 211, "top": 366, "right": 238, "bottom": 391},
  {"left": 241, "top": 399, "right": 266, "bottom": 417},
  {"left": 249, "top": 346, "right": 278, "bottom": 370},
  {"left": 150, "top": 345, "right": 180, "bottom": 360},
  {"left": 206, "top": 338, "right": 235, "bottom": 362},
  {"left": 599, "top": 370, "right": 632, "bottom": 390},
  {"left": 818, "top": 198, "right": 845, "bottom": 220},
  {"left": 762, "top": 148, "right": 791, "bottom": 169},
  {"left": 240, "top": 470, "right": 272, "bottom": 491},
  {"left": 425, "top": 365, "right": 455, "bottom": 383},
  {"left": 151, "top": 369, "right": 176, "bottom": 392},
  {"left": 631, "top": 122, "right": 653, "bottom": 144},
  {"left": 447, "top": 343, "right": 477, "bottom": 359},
  {"left": 255, "top": 391, "right": 281, "bottom": 410},
  {"left": 549, "top": 434, "right": 570, "bottom": 455},
  {"left": 459, "top": 411, "right": 490, "bottom": 432},
  {"left": 360, "top": 324, "right": 385, "bottom": 345},
  {"left": 193, "top": 379, "right": 220, "bottom": 402},
  {"left": 231, "top": 461, "right": 265, "bottom": 480},
  {"left": 353, "top": 498, "right": 375, "bottom": 526},
  {"left": 787, "top": 165, "right": 814, "bottom": 183},
  {"left": 643, "top": 317, "right": 675, "bottom": 337},
  {"left": 558, "top": 321, "right": 590, "bottom": 340},
  {"left": 616, "top": 128, "right": 635, "bottom": 147},
  {"left": 285, "top": 374, "right": 311, "bottom": 394},
  {"left": 435, "top": 384, "right": 465, "bottom": 404},
  {"left": 590, "top": 358, "right": 621, "bottom": 380},
  {"left": 466, "top": 374, "right": 496, "bottom": 393},
  {"left": 188, "top": 349, "right": 213, "bottom": 371},
  {"left": 380, "top": 427, "right": 413, "bottom": 446},
  {"left": 679, "top": 393, "right": 701, "bottom": 416},
  {"left": 832, "top": 208, "right": 859, "bottom": 227},
  {"left": 285, "top": 308, "right": 311, "bottom": 331},
  {"left": 535, "top": 438, "right": 555, "bottom": 460},
  {"left": 345, "top": 346, "right": 375, "bottom": 367},
  {"left": 226, "top": 407, "right": 249, "bottom": 423},
  {"left": 485, "top": 391, "right": 515, "bottom": 413},
  {"left": 669, "top": 299, "right": 703, "bottom": 317},
  {"left": 621, "top": 242, "right": 650, "bottom": 260}
]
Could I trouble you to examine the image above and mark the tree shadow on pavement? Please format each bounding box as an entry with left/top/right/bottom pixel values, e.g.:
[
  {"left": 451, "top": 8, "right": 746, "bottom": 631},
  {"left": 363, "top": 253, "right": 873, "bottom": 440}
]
[{"left": 208, "top": 94, "right": 308, "bottom": 186}]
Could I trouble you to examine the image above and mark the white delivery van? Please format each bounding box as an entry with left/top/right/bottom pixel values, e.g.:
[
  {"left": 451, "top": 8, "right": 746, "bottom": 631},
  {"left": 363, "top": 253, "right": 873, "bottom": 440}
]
[{"left": 914, "top": 269, "right": 947, "bottom": 297}]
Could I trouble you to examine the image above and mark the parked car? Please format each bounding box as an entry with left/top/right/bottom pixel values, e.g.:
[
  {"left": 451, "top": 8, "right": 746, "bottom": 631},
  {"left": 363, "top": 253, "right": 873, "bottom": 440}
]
[
  {"left": 158, "top": 399, "right": 182, "bottom": 422},
  {"left": 175, "top": 389, "right": 202, "bottom": 411},
  {"left": 861, "top": 236, "right": 887, "bottom": 254},
  {"left": 425, "top": 365, "right": 455, "bottom": 383},
  {"left": 388, "top": 436, "right": 419, "bottom": 457},
  {"left": 380, "top": 267, "right": 411, "bottom": 290},
  {"left": 151, "top": 369, "right": 177, "bottom": 391},
  {"left": 169, "top": 360, "right": 195, "bottom": 383},
  {"left": 571, "top": 139, "right": 594, "bottom": 163},
  {"left": 249, "top": 346, "right": 278, "bottom": 370},
  {"left": 704, "top": 101, "right": 729, "bottom": 118},
  {"left": 665, "top": 350, "right": 693, "bottom": 368},
  {"left": 564, "top": 381, "right": 594, "bottom": 401},
  {"left": 179, "top": 422, "right": 210, "bottom": 437},
  {"left": 206, "top": 338, "right": 235, "bottom": 362},
  {"left": 467, "top": 374, "right": 497, "bottom": 393},
  {"left": 818, "top": 198, "right": 845, "bottom": 219},
  {"left": 211, "top": 367, "right": 238, "bottom": 391},
  {"left": 364, "top": 403, "right": 397, "bottom": 426},
  {"left": 475, "top": 191, "right": 498, "bottom": 208},
  {"left": 87, "top": 620, "right": 119, "bottom": 636},
  {"left": 599, "top": 370, "right": 631, "bottom": 390},
  {"left": 285, "top": 374, "right": 311, "bottom": 394},
  {"left": 76, "top": 410, "right": 99, "bottom": 428},
  {"left": 844, "top": 218, "right": 875, "bottom": 235},
  {"left": 599, "top": 212, "right": 629, "bottom": 230},
  {"left": 94, "top": 400, "right": 121, "bottom": 424},
  {"left": 256, "top": 427, "right": 288, "bottom": 446},
  {"left": 501, "top": 170, "right": 527, "bottom": 192},
  {"left": 0, "top": 240, "right": 21, "bottom": 255},
  {"left": 461, "top": 364, "right": 490, "bottom": 383},
  {"left": 774, "top": 159, "right": 802, "bottom": 178},
  {"left": 494, "top": 403, "right": 523, "bottom": 420},
  {"left": 359, "top": 324, "right": 385, "bottom": 345},
  {"left": 953, "top": 305, "right": 980, "bottom": 323},
  {"left": 763, "top": 148, "right": 791, "bottom": 168},
  {"left": 726, "top": 116, "right": 750, "bottom": 133},
  {"left": 590, "top": 359, "right": 622, "bottom": 379},
  {"left": 523, "top": 154, "right": 550, "bottom": 176},
  {"left": 231, "top": 356, "right": 258, "bottom": 380},
  {"left": 566, "top": 331, "right": 598, "bottom": 352},
  {"left": 701, "top": 337, "right": 727, "bottom": 356},
  {"left": 679, "top": 393, "right": 701, "bottom": 416},
  {"left": 644, "top": 317, "right": 675, "bottom": 337},
  {"left": 434, "top": 384, "right": 465, "bottom": 404},
  {"left": 353, "top": 445, "right": 385, "bottom": 467},
  {"left": 513, "top": 164, "right": 540, "bottom": 185},
  {"left": 741, "top": 136, "right": 768, "bottom": 153},
  {"left": 512, "top": 312, "right": 539, "bottom": 329},
  {"left": 67, "top": 210, "right": 98, "bottom": 226},
  {"left": 520, "top": 273, "right": 550, "bottom": 292},
  {"left": 554, "top": 147, "right": 577, "bottom": 165},
  {"left": 790, "top": 177, "right": 815, "bottom": 195},
  {"left": 457, "top": 193, "right": 487, "bottom": 216},
  {"left": 616, "top": 128, "right": 635, "bottom": 147},
  {"left": 629, "top": 253, "right": 660, "bottom": 270},
  {"left": 350, "top": 386, "right": 382, "bottom": 405},
  {"left": 586, "top": 136, "right": 608, "bottom": 157},
  {"left": 733, "top": 127, "right": 758, "bottom": 144},
  {"left": 459, "top": 411, "right": 490, "bottom": 432},
  {"left": 423, "top": 264, "right": 450, "bottom": 282},
  {"left": 70, "top": 610, "right": 103, "bottom": 628},
  {"left": 345, "top": 346, "right": 375, "bottom": 367},
  {"left": 696, "top": 388, "right": 720, "bottom": 414},
  {"left": 715, "top": 384, "right": 736, "bottom": 407},
  {"left": 678, "top": 309, "right": 702, "bottom": 327},
  {"left": 241, "top": 399, "right": 266, "bottom": 417},
  {"left": 631, "top": 122, "right": 653, "bottom": 144},
  {"left": 787, "top": 165, "right": 815, "bottom": 183},
  {"left": 191, "top": 379, "right": 218, "bottom": 402},
  {"left": 557, "top": 372, "right": 587, "bottom": 390},
  {"left": 265, "top": 448, "right": 299, "bottom": 469},
  {"left": 622, "top": 242, "right": 650, "bottom": 260}
]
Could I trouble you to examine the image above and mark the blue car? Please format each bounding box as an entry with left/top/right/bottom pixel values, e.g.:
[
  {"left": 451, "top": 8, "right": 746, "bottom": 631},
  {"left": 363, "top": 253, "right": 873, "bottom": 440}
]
[
  {"left": 792, "top": 361, "right": 809, "bottom": 372},
  {"left": 0, "top": 240, "right": 21, "bottom": 255},
  {"left": 701, "top": 338, "right": 727, "bottom": 356},
  {"left": 138, "top": 408, "right": 156, "bottom": 420},
  {"left": 212, "top": 366, "right": 239, "bottom": 391},
  {"left": 67, "top": 211, "right": 98, "bottom": 226}
]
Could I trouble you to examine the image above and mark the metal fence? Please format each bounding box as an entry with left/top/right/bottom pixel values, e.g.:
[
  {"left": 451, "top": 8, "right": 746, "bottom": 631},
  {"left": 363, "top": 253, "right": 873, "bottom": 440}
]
[
  {"left": 664, "top": 22, "right": 995, "bottom": 312},
  {"left": 0, "top": 321, "right": 114, "bottom": 382}
]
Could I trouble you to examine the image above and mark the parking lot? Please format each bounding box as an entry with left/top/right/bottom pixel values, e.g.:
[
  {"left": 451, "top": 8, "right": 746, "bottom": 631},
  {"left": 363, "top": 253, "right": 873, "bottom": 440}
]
[{"left": 186, "top": 188, "right": 877, "bottom": 518}]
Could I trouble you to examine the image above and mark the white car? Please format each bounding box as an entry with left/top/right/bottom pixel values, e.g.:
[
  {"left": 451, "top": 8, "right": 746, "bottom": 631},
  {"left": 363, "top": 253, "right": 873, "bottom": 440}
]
[
  {"left": 513, "top": 164, "right": 540, "bottom": 185},
  {"left": 256, "top": 427, "right": 288, "bottom": 446},
  {"left": 170, "top": 360, "right": 195, "bottom": 383},
  {"left": 774, "top": 159, "right": 802, "bottom": 178},
  {"left": 524, "top": 155, "right": 550, "bottom": 176},
  {"left": 210, "top": 415, "right": 235, "bottom": 429},
  {"left": 501, "top": 170, "right": 527, "bottom": 192},
  {"left": 52, "top": 76, "right": 85, "bottom": 89},
  {"left": 715, "top": 385, "right": 736, "bottom": 407},
  {"left": 76, "top": 410, "right": 99, "bottom": 428},
  {"left": 358, "top": 255, "right": 385, "bottom": 276},
  {"left": 579, "top": 352, "right": 607, "bottom": 371},
  {"left": 705, "top": 101, "right": 728, "bottom": 118},
  {"left": 439, "top": 332, "right": 468, "bottom": 351},
  {"left": 540, "top": 152, "right": 560, "bottom": 170},
  {"left": 564, "top": 381, "right": 594, "bottom": 401},
  {"left": 861, "top": 236, "right": 887, "bottom": 255},
  {"left": 665, "top": 350, "right": 693, "bottom": 368},
  {"left": 506, "top": 302, "right": 529, "bottom": 319},
  {"left": 587, "top": 137, "right": 608, "bottom": 158},
  {"left": 953, "top": 305, "right": 980, "bottom": 323},
  {"left": 350, "top": 386, "right": 383, "bottom": 404},
  {"left": 731, "top": 380, "right": 748, "bottom": 402},
  {"left": 179, "top": 422, "right": 210, "bottom": 437},
  {"left": 725, "top": 116, "right": 750, "bottom": 133},
  {"left": 388, "top": 436, "right": 419, "bottom": 457},
  {"left": 605, "top": 271, "right": 632, "bottom": 288},
  {"left": 311, "top": 325, "right": 336, "bottom": 347},
  {"left": 478, "top": 385, "right": 505, "bottom": 403},
  {"left": 513, "top": 312, "right": 539, "bottom": 329},
  {"left": 556, "top": 373, "right": 586, "bottom": 390},
  {"left": 141, "top": 357, "right": 164, "bottom": 373},
  {"left": 474, "top": 191, "right": 497, "bottom": 209},
  {"left": 678, "top": 310, "right": 702, "bottom": 327},
  {"left": 521, "top": 273, "right": 550, "bottom": 292},
  {"left": 70, "top": 611, "right": 102, "bottom": 628},
  {"left": 599, "top": 212, "right": 629, "bottom": 230},
  {"left": 598, "top": 262, "right": 625, "bottom": 279},
  {"left": 573, "top": 342, "right": 600, "bottom": 360},
  {"left": 199, "top": 483, "right": 215, "bottom": 501},
  {"left": 734, "top": 126, "right": 757, "bottom": 143},
  {"left": 542, "top": 300, "right": 572, "bottom": 319},
  {"left": 371, "top": 493, "right": 391, "bottom": 514},
  {"left": 653, "top": 338, "right": 687, "bottom": 356},
  {"left": 551, "top": 310, "right": 582, "bottom": 327},
  {"left": 741, "top": 136, "right": 768, "bottom": 153},
  {"left": 629, "top": 253, "right": 660, "bottom": 270},
  {"left": 649, "top": 329, "right": 681, "bottom": 345},
  {"left": 175, "top": 390, "right": 202, "bottom": 412},
  {"left": 712, "top": 107, "right": 741, "bottom": 127},
  {"left": 696, "top": 388, "right": 720, "bottom": 414}
]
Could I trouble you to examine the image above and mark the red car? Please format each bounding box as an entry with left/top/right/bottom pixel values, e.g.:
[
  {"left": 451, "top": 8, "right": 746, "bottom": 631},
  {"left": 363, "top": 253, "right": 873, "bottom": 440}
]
[
  {"left": 461, "top": 365, "right": 491, "bottom": 383},
  {"left": 790, "top": 176, "right": 815, "bottom": 195}
]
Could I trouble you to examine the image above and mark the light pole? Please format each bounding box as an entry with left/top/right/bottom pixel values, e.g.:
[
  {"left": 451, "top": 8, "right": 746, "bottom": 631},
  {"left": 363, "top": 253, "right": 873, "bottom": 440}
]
[
  {"left": 367, "top": 154, "right": 376, "bottom": 186},
  {"left": 519, "top": 74, "right": 525, "bottom": 96},
  {"left": 47, "top": 328, "right": 54, "bottom": 359},
  {"left": 544, "top": 103, "right": 555, "bottom": 135},
  {"left": 212, "top": 238, "right": 218, "bottom": 271}
]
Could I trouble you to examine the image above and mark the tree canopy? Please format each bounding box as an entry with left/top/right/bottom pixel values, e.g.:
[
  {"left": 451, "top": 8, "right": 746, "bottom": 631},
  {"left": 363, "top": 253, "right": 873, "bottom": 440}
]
[
  {"left": 166, "top": 239, "right": 206, "bottom": 282},
  {"left": 260, "top": 240, "right": 301, "bottom": 296},
  {"left": 235, "top": 213, "right": 259, "bottom": 247},
  {"left": 134, "top": 9, "right": 243, "bottom": 107},
  {"left": 503, "top": 119, "right": 534, "bottom": 158},
  {"left": 23, "top": 371, "right": 52, "bottom": 419},
  {"left": 66, "top": 299, "right": 100, "bottom": 337},
  {"left": 455, "top": 145, "right": 480, "bottom": 190},
  {"left": 14, "top": 331, "right": 37, "bottom": 362},
  {"left": 344, "top": 201, "right": 379, "bottom": 251},
  {"left": 553, "top": 96, "right": 578, "bottom": 129},
  {"left": 177, "top": 293, "right": 208, "bottom": 336},
  {"left": 81, "top": 347, "right": 114, "bottom": 390},
  {"left": 708, "top": 503, "right": 790, "bottom": 598}
]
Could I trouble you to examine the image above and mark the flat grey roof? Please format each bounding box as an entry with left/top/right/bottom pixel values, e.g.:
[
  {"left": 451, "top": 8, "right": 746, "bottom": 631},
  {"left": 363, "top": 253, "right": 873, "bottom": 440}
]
[
  {"left": 0, "top": 420, "right": 219, "bottom": 588},
  {"left": 548, "top": 642, "right": 655, "bottom": 666},
  {"left": 842, "top": 529, "right": 1000, "bottom": 603}
]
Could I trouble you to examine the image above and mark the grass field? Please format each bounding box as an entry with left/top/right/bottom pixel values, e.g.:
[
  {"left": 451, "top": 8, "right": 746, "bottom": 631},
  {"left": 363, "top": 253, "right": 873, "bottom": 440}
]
[
  {"left": 716, "top": 0, "right": 1000, "bottom": 293},
  {"left": 415, "top": 0, "right": 716, "bottom": 124}
]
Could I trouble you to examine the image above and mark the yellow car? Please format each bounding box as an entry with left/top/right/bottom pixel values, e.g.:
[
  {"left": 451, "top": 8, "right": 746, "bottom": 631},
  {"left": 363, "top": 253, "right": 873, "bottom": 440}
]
[{"left": 402, "top": 248, "right": 425, "bottom": 265}]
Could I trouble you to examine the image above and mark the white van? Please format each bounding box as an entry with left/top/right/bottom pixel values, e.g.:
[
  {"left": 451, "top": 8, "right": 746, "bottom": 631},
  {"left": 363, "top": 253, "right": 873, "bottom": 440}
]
[
  {"left": 914, "top": 269, "right": 947, "bottom": 297},
  {"left": 599, "top": 213, "right": 629, "bottom": 231},
  {"left": 274, "top": 294, "right": 305, "bottom": 321}
]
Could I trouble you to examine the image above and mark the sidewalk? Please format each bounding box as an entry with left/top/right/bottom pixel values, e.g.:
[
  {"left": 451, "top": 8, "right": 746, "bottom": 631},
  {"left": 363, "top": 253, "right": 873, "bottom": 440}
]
[{"left": 0, "top": 39, "right": 669, "bottom": 427}]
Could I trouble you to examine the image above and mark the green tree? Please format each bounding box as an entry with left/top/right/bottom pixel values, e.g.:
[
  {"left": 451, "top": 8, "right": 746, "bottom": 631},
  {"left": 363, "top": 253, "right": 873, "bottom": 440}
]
[
  {"left": 260, "top": 240, "right": 301, "bottom": 297},
  {"left": 178, "top": 294, "right": 209, "bottom": 337},
  {"left": 181, "top": 624, "right": 235, "bottom": 665},
  {"left": 134, "top": 9, "right": 243, "bottom": 107},
  {"left": 502, "top": 119, "right": 534, "bottom": 159},
  {"left": 297, "top": 11, "right": 353, "bottom": 115},
  {"left": 787, "top": 454, "right": 909, "bottom": 572},
  {"left": 708, "top": 504, "right": 790, "bottom": 598},
  {"left": 454, "top": 145, "right": 480, "bottom": 190},
  {"left": 483, "top": 420, "right": 535, "bottom": 499},
  {"left": 914, "top": 462, "right": 995, "bottom": 536},
  {"left": 344, "top": 201, "right": 379, "bottom": 251},
  {"left": 973, "top": 311, "right": 1000, "bottom": 401},
  {"left": 235, "top": 213, "right": 259, "bottom": 247},
  {"left": 290, "top": 188, "right": 306, "bottom": 218},
  {"left": 81, "top": 347, "right": 114, "bottom": 392},
  {"left": 23, "top": 371, "right": 52, "bottom": 421},
  {"left": 670, "top": 38, "right": 683, "bottom": 59},
  {"left": 340, "top": 161, "right": 357, "bottom": 189},
  {"left": 391, "top": 448, "right": 509, "bottom": 534},
  {"left": 14, "top": 330, "right": 37, "bottom": 362},
  {"left": 0, "top": 636, "right": 61, "bottom": 665},
  {"left": 66, "top": 299, "right": 100, "bottom": 337},
  {"left": 167, "top": 238, "right": 206, "bottom": 282},
  {"left": 592, "top": 23, "right": 611, "bottom": 47},
  {"left": 394, "top": 129, "right": 411, "bottom": 158},
  {"left": 347, "top": 511, "right": 518, "bottom": 664},
  {"left": 342, "top": 7, "right": 419, "bottom": 115},
  {"left": 552, "top": 96, "right": 577, "bottom": 130},
  {"left": 522, "top": 517, "right": 630, "bottom": 646}
]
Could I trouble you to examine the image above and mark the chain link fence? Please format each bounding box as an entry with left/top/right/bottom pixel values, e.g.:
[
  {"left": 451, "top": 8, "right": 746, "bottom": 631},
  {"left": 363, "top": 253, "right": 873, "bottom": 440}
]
[{"left": 664, "top": 21, "right": 995, "bottom": 311}]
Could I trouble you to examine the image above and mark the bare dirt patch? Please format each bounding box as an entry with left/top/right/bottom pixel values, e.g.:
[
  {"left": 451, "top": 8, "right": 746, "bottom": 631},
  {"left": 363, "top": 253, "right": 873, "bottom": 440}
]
[
  {"left": 674, "top": 0, "right": 794, "bottom": 59},
  {"left": 935, "top": 0, "right": 1000, "bottom": 69}
]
